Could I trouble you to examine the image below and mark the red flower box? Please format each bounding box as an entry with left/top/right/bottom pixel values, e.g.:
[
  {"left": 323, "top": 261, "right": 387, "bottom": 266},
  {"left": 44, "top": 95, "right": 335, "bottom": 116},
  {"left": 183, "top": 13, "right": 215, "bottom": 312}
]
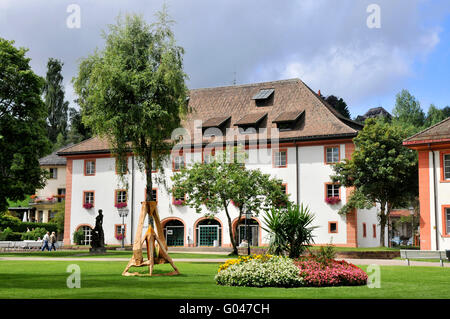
[
  {"left": 83, "top": 203, "right": 93, "bottom": 209},
  {"left": 115, "top": 202, "right": 127, "bottom": 209},
  {"left": 116, "top": 233, "right": 124, "bottom": 240},
  {"left": 325, "top": 197, "right": 341, "bottom": 205}
]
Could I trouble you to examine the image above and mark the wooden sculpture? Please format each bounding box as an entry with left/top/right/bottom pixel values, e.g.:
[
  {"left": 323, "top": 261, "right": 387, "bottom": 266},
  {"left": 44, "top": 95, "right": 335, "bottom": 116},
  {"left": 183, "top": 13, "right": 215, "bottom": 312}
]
[{"left": 122, "top": 201, "right": 179, "bottom": 276}]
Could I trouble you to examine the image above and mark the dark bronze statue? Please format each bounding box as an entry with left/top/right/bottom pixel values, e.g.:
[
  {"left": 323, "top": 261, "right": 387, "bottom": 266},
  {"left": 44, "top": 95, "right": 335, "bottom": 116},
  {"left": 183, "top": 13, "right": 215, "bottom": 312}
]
[{"left": 90, "top": 209, "right": 106, "bottom": 253}]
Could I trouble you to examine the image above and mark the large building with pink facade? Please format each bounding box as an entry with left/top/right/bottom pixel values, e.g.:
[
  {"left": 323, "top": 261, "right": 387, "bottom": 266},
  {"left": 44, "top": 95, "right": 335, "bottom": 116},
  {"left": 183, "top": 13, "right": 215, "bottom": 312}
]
[{"left": 57, "top": 78, "right": 382, "bottom": 248}]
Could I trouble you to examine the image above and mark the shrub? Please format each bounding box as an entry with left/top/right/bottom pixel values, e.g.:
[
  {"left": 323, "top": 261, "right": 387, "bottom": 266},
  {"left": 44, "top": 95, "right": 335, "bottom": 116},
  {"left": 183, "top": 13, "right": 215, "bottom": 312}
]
[
  {"left": 294, "top": 257, "right": 368, "bottom": 287},
  {"left": 215, "top": 255, "right": 303, "bottom": 288},
  {"left": 17, "top": 222, "right": 57, "bottom": 233},
  {"left": 262, "top": 203, "right": 317, "bottom": 258},
  {"left": 21, "top": 227, "right": 48, "bottom": 240},
  {"left": 0, "top": 215, "right": 21, "bottom": 230},
  {"left": 73, "top": 229, "right": 85, "bottom": 245},
  {"left": 310, "top": 244, "right": 337, "bottom": 265}
]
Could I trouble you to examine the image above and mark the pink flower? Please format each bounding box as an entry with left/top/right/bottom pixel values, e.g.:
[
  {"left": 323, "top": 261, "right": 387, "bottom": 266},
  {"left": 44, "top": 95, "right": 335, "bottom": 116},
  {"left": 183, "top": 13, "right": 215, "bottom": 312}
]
[
  {"left": 325, "top": 197, "right": 341, "bottom": 205},
  {"left": 83, "top": 202, "right": 93, "bottom": 209},
  {"left": 115, "top": 202, "right": 127, "bottom": 209}
]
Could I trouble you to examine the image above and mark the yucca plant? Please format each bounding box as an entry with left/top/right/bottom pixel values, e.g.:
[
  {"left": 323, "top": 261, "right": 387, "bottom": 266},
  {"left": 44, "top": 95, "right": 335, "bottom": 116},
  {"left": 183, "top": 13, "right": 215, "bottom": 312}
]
[{"left": 263, "top": 203, "right": 318, "bottom": 258}]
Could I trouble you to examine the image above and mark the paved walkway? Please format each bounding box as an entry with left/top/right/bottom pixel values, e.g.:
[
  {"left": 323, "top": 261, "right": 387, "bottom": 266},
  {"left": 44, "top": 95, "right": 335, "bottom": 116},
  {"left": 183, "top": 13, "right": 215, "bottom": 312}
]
[{"left": 0, "top": 256, "right": 448, "bottom": 267}]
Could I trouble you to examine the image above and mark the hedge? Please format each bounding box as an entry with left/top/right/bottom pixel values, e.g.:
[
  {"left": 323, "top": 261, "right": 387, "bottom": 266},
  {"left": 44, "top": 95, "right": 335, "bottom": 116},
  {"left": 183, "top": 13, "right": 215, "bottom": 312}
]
[{"left": 0, "top": 215, "right": 57, "bottom": 233}]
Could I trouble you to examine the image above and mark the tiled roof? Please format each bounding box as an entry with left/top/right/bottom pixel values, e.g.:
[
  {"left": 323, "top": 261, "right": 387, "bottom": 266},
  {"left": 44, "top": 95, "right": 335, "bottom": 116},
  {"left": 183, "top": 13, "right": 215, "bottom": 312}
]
[
  {"left": 39, "top": 145, "right": 73, "bottom": 165},
  {"left": 58, "top": 78, "right": 362, "bottom": 155},
  {"left": 404, "top": 117, "right": 450, "bottom": 145}
]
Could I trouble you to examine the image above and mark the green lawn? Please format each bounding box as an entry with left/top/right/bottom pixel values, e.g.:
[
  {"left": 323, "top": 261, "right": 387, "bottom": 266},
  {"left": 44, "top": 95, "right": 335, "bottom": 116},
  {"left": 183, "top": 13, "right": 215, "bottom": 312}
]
[
  {"left": 0, "top": 260, "right": 449, "bottom": 299},
  {"left": 0, "top": 250, "right": 232, "bottom": 259}
]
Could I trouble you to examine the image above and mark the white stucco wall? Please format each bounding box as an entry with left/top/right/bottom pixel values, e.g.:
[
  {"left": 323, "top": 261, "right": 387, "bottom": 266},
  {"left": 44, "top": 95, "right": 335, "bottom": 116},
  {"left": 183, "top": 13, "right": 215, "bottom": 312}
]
[{"left": 67, "top": 143, "right": 380, "bottom": 247}]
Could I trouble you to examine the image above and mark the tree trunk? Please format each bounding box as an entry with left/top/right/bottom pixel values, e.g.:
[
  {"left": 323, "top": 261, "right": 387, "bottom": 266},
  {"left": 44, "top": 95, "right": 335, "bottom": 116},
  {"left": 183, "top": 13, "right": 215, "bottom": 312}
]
[
  {"left": 144, "top": 144, "right": 154, "bottom": 227},
  {"left": 379, "top": 201, "right": 387, "bottom": 247},
  {"left": 234, "top": 207, "right": 243, "bottom": 252},
  {"left": 223, "top": 199, "right": 238, "bottom": 255}
]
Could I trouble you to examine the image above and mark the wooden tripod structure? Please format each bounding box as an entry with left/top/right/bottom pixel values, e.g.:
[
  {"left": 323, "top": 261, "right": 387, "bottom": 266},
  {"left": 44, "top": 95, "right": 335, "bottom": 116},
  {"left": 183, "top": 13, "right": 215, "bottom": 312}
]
[{"left": 122, "top": 201, "right": 179, "bottom": 276}]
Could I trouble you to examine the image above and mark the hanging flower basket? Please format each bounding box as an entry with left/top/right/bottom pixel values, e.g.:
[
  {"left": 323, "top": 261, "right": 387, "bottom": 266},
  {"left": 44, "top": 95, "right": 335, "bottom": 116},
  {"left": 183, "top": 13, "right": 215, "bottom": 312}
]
[
  {"left": 325, "top": 197, "right": 341, "bottom": 205},
  {"left": 115, "top": 202, "right": 127, "bottom": 209},
  {"left": 83, "top": 203, "right": 94, "bottom": 209}
]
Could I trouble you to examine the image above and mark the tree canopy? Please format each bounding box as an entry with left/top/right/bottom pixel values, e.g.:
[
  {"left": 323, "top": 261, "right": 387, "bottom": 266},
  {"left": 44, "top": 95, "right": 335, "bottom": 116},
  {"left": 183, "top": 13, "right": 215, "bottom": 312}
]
[
  {"left": 43, "top": 58, "right": 69, "bottom": 146},
  {"left": 332, "top": 118, "right": 418, "bottom": 246},
  {"left": 73, "top": 10, "right": 188, "bottom": 200},
  {"left": 0, "top": 38, "right": 50, "bottom": 212},
  {"left": 321, "top": 94, "right": 351, "bottom": 119},
  {"left": 171, "top": 150, "right": 288, "bottom": 255}
]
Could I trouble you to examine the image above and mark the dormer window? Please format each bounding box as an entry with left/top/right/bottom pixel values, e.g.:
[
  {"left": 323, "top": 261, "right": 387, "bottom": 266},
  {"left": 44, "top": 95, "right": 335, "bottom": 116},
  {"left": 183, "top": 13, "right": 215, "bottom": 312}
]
[
  {"left": 252, "top": 89, "right": 274, "bottom": 107},
  {"left": 234, "top": 113, "right": 267, "bottom": 132},
  {"left": 199, "top": 116, "right": 231, "bottom": 136},
  {"left": 252, "top": 89, "right": 274, "bottom": 100},
  {"left": 272, "top": 110, "right": 304, "bottom": 131}
]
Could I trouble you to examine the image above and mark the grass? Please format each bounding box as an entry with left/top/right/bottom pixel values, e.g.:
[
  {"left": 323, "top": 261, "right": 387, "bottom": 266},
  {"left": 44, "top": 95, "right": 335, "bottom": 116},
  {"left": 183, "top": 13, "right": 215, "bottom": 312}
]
[
  {"left": 0, "top": 260, "right": 449, "bottom": 299},
  {"left": 0, "top": 250, "right": 232, "bottom": 259}
]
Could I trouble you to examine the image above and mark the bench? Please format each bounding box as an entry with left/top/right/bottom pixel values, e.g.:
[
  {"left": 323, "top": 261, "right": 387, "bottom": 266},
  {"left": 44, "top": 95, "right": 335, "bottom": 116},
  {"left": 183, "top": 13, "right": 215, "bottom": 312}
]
[{"left": 400, "top": 250, "right": 448, "bottom": 267}]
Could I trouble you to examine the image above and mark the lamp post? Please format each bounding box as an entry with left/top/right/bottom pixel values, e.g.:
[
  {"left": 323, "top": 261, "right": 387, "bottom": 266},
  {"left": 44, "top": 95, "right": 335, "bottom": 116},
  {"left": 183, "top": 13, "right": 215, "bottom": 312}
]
[
  {"left": 118, "top": 207, "right": 129, "bottom": 249},
  {"left": 245, "top": 211, "right": 252, "bottom": 256}
]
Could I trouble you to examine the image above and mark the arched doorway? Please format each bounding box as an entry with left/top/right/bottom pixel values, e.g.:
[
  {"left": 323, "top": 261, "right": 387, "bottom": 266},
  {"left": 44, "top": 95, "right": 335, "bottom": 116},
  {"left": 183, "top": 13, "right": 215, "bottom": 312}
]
[
  {"left": 236, "top": 218, "right": 259, "bottom": 247},
  {"left": 196, "top": 218, "right": 222, "bottom": 247},
  {"left": 77, "top": 225, "right": 93, "bottom": 245},
  {"left": 163, "top": 219, "right": 185, "bottom": 246}
]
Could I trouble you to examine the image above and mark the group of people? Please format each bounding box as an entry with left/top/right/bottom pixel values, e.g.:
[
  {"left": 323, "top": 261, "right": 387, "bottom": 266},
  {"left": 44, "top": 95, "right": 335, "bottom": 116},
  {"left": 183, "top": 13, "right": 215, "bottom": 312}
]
[{"left": 41, "top": 231, "right": 57, "bottom": 251}]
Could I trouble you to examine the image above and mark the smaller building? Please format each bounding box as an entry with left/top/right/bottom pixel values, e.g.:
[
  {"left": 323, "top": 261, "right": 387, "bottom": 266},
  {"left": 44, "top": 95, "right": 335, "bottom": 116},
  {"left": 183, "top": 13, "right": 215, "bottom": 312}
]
[
  {"left": 355, "top": 107, "right": 392, "bottom": 123},
  {"left": 28, "top": 147, "right": 69, "bottom": 223},
  {"left": 403, "top": 117, "right": 450, "bottom": 250}
]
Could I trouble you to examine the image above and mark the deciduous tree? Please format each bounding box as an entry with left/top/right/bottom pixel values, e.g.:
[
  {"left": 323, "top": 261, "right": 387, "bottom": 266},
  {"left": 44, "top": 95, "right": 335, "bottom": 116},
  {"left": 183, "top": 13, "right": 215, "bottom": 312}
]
[
  {"left": 332, "top": 118, "right": 418, "bottom": 246},
  {"left": 0, "top": 38, "right": 51, "bottom": 212}
]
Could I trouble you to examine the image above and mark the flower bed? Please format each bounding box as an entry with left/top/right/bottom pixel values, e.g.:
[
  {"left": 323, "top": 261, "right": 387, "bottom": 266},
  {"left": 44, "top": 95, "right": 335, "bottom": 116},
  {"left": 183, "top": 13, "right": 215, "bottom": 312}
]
[
  {"left": 215, "top": 255, "right": 303, "bottom": 288},
  {"left": 294, "top": 257, "right": 367, "bottom": 287},
  {"left": 215, "top": 254, "right": 367, "bottom": 288}
]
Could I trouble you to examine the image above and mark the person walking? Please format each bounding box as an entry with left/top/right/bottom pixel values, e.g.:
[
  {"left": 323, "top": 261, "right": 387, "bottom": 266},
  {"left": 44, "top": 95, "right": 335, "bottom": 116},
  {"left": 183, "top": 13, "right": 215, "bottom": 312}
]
[
  {"left": 49, "top": 232, "right": 57, "bottom": 251},
  {"left": 41, "top": 232, "right": 50, "bottom": 251}
]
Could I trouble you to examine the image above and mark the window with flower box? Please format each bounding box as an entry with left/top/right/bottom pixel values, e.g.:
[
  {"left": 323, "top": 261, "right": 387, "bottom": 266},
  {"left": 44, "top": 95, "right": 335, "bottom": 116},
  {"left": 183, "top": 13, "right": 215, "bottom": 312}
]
[
  {"left": 115, "top": 224, "right": 126, "bottom": 240},
  {"left": 115, "top": 190, "right": 127, "bottom": 208},
  {"left": 325, "top": 183, "right": 340, "bottom": 204},
  {"left": 83, "top": 191, "right": 94, "bottom": 209}
]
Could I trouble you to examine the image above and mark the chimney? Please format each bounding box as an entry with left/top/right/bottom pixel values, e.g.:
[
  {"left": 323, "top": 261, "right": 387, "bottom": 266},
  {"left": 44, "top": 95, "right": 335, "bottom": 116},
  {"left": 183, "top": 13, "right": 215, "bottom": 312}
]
[{"left": 317, "top": 89, "right": 321, "bottom": 97}]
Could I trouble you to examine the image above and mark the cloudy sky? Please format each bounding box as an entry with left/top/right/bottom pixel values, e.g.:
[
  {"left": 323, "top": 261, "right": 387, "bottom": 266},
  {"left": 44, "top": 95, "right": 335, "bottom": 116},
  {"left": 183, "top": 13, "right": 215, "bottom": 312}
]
[{"left": 1, "top": 0, "right": 450, "bottom": 118}]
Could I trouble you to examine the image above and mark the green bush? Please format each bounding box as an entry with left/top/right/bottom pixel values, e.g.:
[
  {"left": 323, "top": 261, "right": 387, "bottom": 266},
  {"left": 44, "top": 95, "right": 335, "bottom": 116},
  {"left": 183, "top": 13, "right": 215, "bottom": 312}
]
[
  {"left": 21, "top": 227, "right": 48, "bottom": 240},
  {"left": 17, "top": 222, "right": 57, "bottom": 233},
  {"left": 0, "top": 215, "right": 57, "bottom": 233},
  {"left": 73, "top": 229, "right": 84, "bottom": 245},
  {"left": 215, "top": 256, "right": 303, "bottom": 288},
  {"left": 262, "top": 203, "right": 317, "bottom": 258},
  {"left": 311, "top": 244, "right": 337, "bottom": 265},
  {"left": 0, "top": 215, "right": 21, "bottom": 230},
  {"left": 0, "top": 227, "right": 23, "bottom": 241}
]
